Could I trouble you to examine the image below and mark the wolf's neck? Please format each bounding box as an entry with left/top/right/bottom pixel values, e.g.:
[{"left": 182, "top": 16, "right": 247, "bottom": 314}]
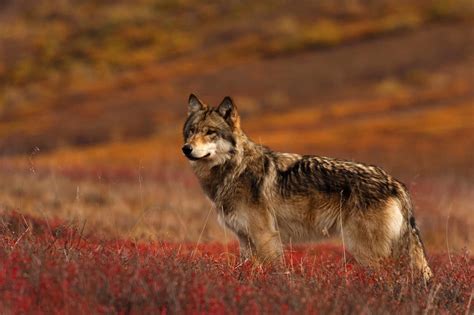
[
  {"left": 196, "top": 134, "right": 266, "bottom": 201},
  {"left": 228, "top": 133, "right": 267, "bottom": 169}
]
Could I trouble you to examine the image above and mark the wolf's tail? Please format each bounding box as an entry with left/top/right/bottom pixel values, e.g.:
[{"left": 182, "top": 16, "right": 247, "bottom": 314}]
[{"left": 397, "top": 183, "right": 433, "bottom": 282}]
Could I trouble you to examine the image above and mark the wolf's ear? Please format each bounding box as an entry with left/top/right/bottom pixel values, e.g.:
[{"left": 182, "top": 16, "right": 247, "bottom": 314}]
[
  {"left": 188, "top": 94, "right": 207, "bottom": 114},
  {"left": 217, "top": 96, "right": 240, "bottom": 129}
]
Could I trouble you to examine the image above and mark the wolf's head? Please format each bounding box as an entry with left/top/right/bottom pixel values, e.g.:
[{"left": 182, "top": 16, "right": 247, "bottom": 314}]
[{"left": 182, "top": 94, "right": 241, "bottom": 166}]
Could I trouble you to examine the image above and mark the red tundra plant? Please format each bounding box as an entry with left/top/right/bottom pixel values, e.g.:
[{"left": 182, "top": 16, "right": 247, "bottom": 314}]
[{"left": 0, "top": 212, "right": 472, "bottom": 314}]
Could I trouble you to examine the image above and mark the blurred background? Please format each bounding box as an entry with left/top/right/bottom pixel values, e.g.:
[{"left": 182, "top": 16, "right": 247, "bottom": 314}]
[{"left": 0, "top": 0, "right": 472, "bottom": 252}]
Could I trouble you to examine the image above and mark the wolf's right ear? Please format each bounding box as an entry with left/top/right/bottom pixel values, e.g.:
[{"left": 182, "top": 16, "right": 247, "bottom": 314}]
[
  {"left": 217, "top": 96, "right": 240, "bottom": 129},
  {"left": 188, "top": 94, "right": 207, "bottom": 114}
]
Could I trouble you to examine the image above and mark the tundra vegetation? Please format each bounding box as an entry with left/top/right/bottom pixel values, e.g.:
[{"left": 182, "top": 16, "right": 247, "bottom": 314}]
[{"left": 0, "top": 0, "right": 472, "bottom": 313}]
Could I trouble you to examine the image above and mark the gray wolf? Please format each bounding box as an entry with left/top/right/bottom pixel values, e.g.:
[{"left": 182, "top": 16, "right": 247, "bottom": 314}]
[{"left": 182, "top": 94, "right": 432, "bottom": 281}]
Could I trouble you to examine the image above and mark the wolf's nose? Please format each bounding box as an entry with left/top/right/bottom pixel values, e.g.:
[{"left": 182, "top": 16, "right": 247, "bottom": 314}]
[{"left": 182, "top": 144, "right": 193, "bottom": 156}]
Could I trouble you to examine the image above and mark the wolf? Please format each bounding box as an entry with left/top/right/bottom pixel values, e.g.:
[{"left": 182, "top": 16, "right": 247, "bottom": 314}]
[{"left": 182, "top": 94, "right": 432, "bottom": 281}]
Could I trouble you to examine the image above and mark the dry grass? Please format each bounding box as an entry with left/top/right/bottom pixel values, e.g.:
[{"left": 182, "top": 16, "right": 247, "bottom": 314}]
[
  {"left": 0, "top": 163, "right": 471, "bottom": 254},
  {"left": 0, "top": 167, "right": 225, "bottom": 243}
]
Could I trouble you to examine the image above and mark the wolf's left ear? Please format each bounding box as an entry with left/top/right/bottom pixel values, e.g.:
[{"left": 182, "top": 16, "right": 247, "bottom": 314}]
[
  {"left": 188, "top": 93, "right": 207, "bottom": 114},
  {"left": 217, "top": 96, "right": 240, "bottom": 129}
]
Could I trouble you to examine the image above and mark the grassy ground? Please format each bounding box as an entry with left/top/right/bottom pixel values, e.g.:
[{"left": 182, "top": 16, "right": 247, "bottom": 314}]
[{"left": 1, "top": 213, "right": 472, "bottom": 314}]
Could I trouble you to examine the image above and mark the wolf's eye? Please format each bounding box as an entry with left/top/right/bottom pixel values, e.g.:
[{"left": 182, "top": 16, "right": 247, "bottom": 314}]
[{"left": 206, "top": 130, "right": 216, "bottom": 136}]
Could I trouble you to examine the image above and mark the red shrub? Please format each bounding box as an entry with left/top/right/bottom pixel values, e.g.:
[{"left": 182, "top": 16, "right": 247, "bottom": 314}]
[{"left": 0, "top": 212, "right": 472, "bottom": 314}]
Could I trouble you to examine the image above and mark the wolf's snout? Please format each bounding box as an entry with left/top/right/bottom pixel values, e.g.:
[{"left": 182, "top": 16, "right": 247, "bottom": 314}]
[{"left": 182, "top": 144, "right": 193, "bottom": 156}]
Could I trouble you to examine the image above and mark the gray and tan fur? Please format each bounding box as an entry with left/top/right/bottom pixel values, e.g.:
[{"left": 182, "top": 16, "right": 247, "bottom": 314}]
[{"left": 182, "top": 94, "right": 432, "bottom": 281}]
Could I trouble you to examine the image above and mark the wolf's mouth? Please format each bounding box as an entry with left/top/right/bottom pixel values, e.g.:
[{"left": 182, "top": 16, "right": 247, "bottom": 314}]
[{"left": 187, "top": 153, "right": 211, "bottom": 161}]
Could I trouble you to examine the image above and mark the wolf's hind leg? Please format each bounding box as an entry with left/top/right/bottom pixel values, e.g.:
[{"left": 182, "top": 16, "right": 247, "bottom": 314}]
[
  {"left": 396, "top": 217, "right": 433, "bottom": 282},
  {"left": 394, "top": 187, "right": 433, "bottom": 281},
  {"left": 343, "top": 199, "right": 404, "bottom": 267},
  {"left": 409, "top": 236, "right": 433, "bottom": 281}
]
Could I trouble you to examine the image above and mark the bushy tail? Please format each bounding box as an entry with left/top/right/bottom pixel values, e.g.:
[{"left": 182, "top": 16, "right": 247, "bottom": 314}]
[{"left": 397, "top": 183, "right": 433, "bottom": 282}]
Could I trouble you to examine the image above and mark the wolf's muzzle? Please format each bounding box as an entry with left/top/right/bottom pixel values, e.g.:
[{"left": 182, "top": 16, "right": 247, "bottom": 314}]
[
  {"left": 182, "top": 144, "right": 209, "bottom": 161},
  {"left": 182, "top": 144, "right": 193, "bottom": 156}
]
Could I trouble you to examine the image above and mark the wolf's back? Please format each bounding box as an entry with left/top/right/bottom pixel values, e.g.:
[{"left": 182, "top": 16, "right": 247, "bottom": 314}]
[{"left": 276, "top": 154, "right": 399, "bottom": 208}]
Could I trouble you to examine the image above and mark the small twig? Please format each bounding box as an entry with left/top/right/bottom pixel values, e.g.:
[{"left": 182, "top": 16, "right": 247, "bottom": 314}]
[
  {"left": 191, "top": 205, "right": 213, "bottom": 258},
  {"left": 465, "top": 289, "right": 473, "bottom": 315},
  {"left": 12, "top": 225, "right": 30, "bottom": 251},
  {"left": 28, "top": 146, "right": 40, "bottom": 175},
  {"left": 45, "top": 237, "right": 58, "bottom": 252},
  {"left": 74, "top": 219, "right": 87, "bottom": 249},
  {"left": 137, "top": 161, "right": 144, "bottom": 211},
  {"left": 445, "top": 210, "right": 453, "bottom": 266},
  {"left": 339, "top": 191, "right": 348, "bottom": 284},
  {"left": 289, "top": 238, "right": 294, "bottom": 272},
  {"left": 222, "top": 219, "right": 231, "bottom": 267},
  {"left": 423, "top": 283, "right": 442, "bottom": 315},
  {"left": 63, "top": 248, "right": 70, "bottom": 262},
  {"left": 37, "top": 206, "right": 52, "bottom": 237}
]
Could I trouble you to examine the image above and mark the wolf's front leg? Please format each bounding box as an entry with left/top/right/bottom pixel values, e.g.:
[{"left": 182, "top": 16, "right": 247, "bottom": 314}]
[
  {"left": 248, "top": 214, "right": 284, "bottom": 267},
  {"left": 237, "top": 233, "right": 256, "bottom": 262},
  {"left": 252, "top": 231, "right": 284, "bottom": 266}
]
